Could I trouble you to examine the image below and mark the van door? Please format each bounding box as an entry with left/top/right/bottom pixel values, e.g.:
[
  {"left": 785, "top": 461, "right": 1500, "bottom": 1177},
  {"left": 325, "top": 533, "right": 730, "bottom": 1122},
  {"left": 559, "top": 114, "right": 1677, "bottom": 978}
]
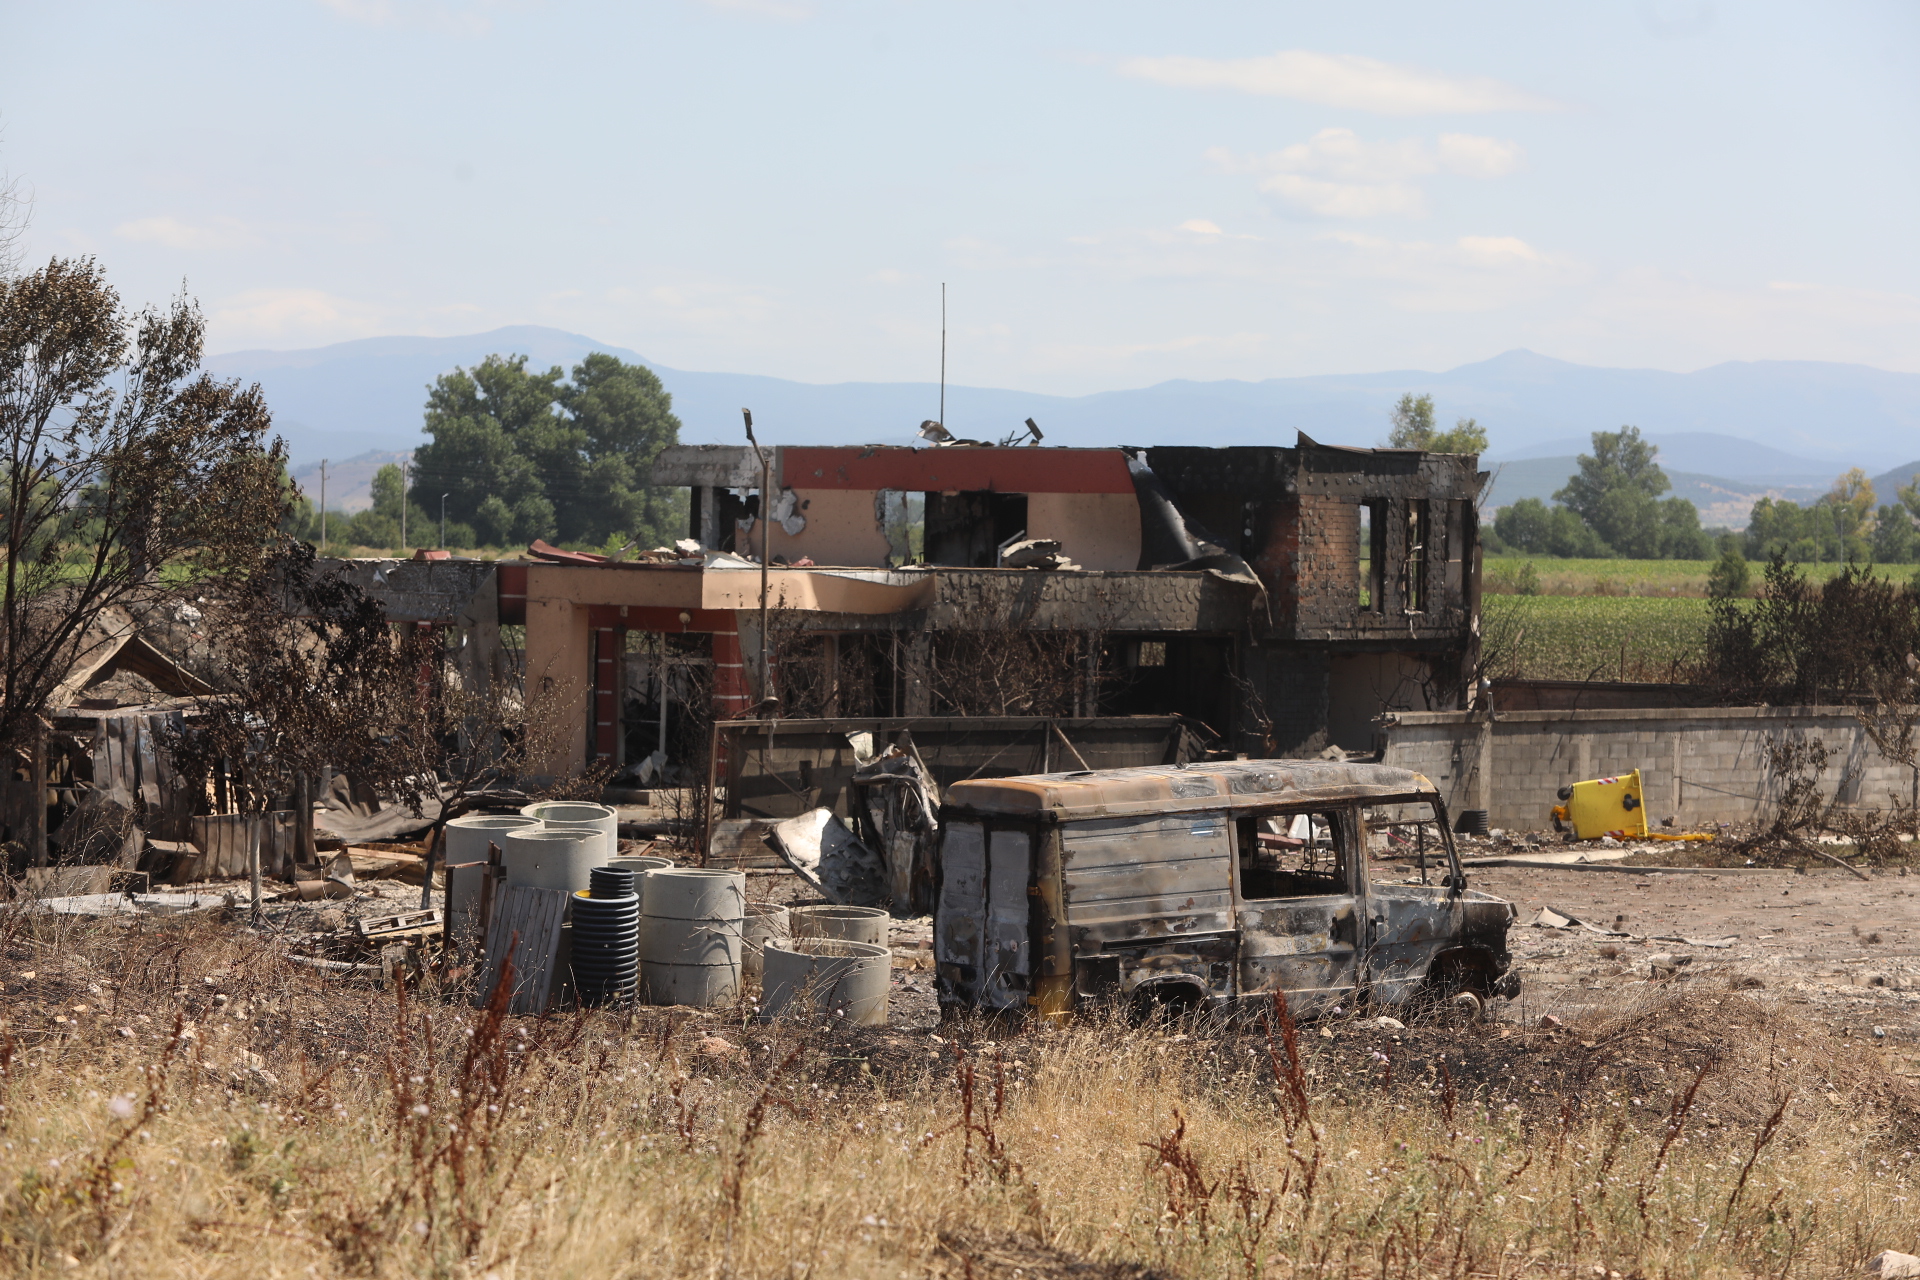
[
  {"left": 934, "top": 821, "right": 986, "bottom": 1007},
  {"left": 1232, "top": 807, "right": 1361, "bottom": 1016},
  {"left": 983, "top": 828, "right": 1033, "bottom": 1010},
  {"left": 933, "top": 822, "right": 1034, "bottom": 1012},
  {"left": 1360, "top": 801, "right": 1463, "bottom": 1005}
]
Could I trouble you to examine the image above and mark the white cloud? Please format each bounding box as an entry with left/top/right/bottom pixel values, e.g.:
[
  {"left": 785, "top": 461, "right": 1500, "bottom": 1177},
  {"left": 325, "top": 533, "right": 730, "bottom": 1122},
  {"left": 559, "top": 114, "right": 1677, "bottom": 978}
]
[
  {"left": 1116, "top": 49, "right": 1559, "bottom": 116},
  {"left": 1316, "top": 231, "right": 1587, "bottom": 312},
  {"left": 209, "top": 288, "right": 392, "bottom": 345},
  {"left": 1456, "top": 235, "right": 1547, "bottom": 266},
  {"left": 1179, "top": 219, "right": 1224, "bottom": 235},
  {"left": 313, "top": 0, "right": 507, "bottom": 35},
  {"left": 1436, "top": 133, "right": 1524, "bottom": 178},
  {"left": 1212, "top": 128, "right": 1524, "bottom": 219},
  {"left": 114, "top": 216, "right": 255, "bottom": 251},
  {"left": 1263, "top": 174, "right": 1426, "bottom": 219},
  {"left": 697, "top": 0, "right": 812, "bottom": 18}
]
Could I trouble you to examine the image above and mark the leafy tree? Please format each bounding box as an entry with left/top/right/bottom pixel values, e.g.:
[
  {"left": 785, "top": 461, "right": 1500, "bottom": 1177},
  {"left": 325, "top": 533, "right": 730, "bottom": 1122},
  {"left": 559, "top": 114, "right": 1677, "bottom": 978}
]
[
  {"left": 1706, "top": 534, "right": 1750, "bottom": 599},
  {"left": 1551, "top": 425, "right": 1704, "bottom": 558},
  {"left": 1492, "top": 497, "right": 1612, "bottom": 557},
  {"left": 1386, "top": 393, "right": 1488, "bottom": 453},
  {"left": 0, "top": 257, "right": 287, "bottom": 774},
  {"left": 410, "top": 352, "right": 681, "bottom": 550},
  {"left": 1873, "top": 504, "right": 1918, "bottom": 564},
  {"left": 1745, "top": 470, "right": 1884, "bottom": 564}
]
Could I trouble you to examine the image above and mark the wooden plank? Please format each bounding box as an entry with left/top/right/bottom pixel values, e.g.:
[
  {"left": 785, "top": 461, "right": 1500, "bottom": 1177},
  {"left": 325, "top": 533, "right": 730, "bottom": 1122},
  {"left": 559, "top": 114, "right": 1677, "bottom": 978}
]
[{"left": 477, "top": 885, "right": 569, "bottom": 1016}]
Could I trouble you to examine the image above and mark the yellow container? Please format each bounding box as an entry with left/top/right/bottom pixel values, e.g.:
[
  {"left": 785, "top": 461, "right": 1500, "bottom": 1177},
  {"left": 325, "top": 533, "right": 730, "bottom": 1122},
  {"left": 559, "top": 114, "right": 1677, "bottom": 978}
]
[{"left": 1562, "top": 769, "right": 1648, "bottom": 840}]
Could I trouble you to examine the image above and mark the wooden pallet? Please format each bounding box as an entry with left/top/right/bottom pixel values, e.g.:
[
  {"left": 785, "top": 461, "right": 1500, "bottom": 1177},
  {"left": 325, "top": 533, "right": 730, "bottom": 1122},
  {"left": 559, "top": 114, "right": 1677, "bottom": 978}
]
[{"left": 355, "top": 909, "right": 443, "bottom": 945}]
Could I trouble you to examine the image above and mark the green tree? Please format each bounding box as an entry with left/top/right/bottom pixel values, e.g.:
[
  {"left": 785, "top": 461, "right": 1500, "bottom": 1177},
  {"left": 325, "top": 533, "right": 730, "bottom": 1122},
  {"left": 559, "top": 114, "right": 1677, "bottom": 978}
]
[
  {"left": 1872, "top": 504, "right": 1916, "bottom": 564},
  {"left": 1492, "top": 497, "right": 1611, "bottom": 557},
  {"left": 409, "top": 352, "right": 682, "bottom": 549},
  {"left": 1554, "top": 426, "right": 1699, "bottom": 558},
  {"left": 1706, "top": 534, "right": 1750, "bottom": 598},
  {"left": 1386, "top": 393, "right": 1488, "bottom": 453}
]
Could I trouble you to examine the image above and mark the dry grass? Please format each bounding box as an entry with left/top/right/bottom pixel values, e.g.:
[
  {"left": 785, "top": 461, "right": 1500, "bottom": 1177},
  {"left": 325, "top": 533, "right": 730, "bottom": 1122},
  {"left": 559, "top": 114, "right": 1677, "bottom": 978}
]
[{"left": 1, "top": 909, "right": 1918, "bottom": 1278}]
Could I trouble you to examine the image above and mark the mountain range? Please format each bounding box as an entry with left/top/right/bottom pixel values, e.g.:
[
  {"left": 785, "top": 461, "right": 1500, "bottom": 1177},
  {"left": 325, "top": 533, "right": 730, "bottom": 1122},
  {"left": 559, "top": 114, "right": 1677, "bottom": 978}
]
[{"left": 212, "top": 325, "right": 1920, "bottom": 518}]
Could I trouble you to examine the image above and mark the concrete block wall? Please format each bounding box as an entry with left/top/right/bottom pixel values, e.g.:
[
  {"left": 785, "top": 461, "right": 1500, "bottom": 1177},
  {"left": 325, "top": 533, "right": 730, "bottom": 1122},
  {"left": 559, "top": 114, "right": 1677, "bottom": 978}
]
[{"left": 1382, "top": 705, "right": 1917, "bottom": 832}]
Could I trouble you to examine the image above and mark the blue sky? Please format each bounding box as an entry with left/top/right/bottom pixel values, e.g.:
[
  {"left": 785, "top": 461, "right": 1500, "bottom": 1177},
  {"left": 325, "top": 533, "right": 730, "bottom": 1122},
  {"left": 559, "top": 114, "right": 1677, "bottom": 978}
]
[{"left": 2, "top": 1, "right": 1916, "bottom": 393}]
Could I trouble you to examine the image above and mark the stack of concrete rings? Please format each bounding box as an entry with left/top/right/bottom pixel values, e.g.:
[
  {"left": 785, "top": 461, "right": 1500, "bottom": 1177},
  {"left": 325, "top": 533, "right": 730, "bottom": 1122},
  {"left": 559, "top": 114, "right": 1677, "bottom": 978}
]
[{"left": 640, "top": 868, "right": 745, "bottom": 1006}]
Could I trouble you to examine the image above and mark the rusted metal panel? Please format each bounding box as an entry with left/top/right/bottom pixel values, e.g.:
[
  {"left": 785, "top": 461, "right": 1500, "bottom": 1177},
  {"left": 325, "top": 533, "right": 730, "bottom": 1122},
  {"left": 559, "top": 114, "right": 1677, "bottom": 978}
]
[
  {"left": 934, "top": 821, "right": 985, "bottom": 988},
  {"left": 1365, "top": 885, "right": 1515, "bottom": 1005},
  {"left": 946, "top": 760, "right": 1438, "bottom": 820},
  {"left": 984, "top": 829, "right": 1032, "bottom": 1010},
  {"left": 1060, "top": 815, "right": 1233, "bottom": 945}
]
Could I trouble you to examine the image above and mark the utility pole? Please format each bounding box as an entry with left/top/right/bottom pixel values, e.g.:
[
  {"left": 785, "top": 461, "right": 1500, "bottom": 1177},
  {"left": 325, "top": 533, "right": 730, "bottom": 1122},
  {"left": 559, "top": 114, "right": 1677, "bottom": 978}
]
[
  {"left": 400, "top": 457, "right": 409, "bottom": 550},
  {"left": 318, "top": 459, "right": 327, "bottom": 552},
  {"left": 743, "top": 408, "right": 770, "bottom": 703},
  {"left": 440, "top": 494, "right": 448, "bottom": 550}
]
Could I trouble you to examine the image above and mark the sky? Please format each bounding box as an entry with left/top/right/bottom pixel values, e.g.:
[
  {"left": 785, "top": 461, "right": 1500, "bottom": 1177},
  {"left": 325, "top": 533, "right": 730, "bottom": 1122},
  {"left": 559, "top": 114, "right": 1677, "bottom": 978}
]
[{"left": 2, "top": 1, "right": 1917, "bottom": 394}]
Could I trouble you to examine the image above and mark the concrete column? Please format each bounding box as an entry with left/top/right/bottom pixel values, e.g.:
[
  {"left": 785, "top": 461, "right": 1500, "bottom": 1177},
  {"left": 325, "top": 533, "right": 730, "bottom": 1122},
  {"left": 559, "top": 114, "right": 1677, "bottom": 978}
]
[{"left": 524, "top": 595, "right": 590, "bottom": 778}]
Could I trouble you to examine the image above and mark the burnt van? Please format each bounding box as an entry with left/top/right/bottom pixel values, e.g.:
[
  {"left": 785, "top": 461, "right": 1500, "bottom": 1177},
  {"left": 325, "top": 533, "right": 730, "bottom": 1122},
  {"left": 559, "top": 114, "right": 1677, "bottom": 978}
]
[{"left": 932, "top": 760, "right": 1519, "bottom": 1020}]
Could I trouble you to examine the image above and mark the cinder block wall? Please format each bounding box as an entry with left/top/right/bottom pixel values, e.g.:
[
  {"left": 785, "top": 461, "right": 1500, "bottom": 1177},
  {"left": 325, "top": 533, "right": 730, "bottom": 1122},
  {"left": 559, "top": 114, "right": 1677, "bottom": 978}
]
[{"left": 1382, "top": 706, "right": 1916, "bottom": 831}]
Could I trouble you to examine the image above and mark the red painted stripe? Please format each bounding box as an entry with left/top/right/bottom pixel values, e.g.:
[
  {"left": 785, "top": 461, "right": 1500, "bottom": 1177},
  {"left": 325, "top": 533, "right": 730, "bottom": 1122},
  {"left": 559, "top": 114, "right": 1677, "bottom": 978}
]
[{"left": 779, "top": 446, "right": 1134, "bottom": 494}]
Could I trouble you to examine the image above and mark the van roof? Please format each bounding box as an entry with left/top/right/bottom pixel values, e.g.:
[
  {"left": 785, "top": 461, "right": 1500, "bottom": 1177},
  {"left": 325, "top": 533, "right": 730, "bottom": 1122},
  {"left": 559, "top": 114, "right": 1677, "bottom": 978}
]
[{"left": 943, "top": 759, "right": 1439, "bottom": 818}]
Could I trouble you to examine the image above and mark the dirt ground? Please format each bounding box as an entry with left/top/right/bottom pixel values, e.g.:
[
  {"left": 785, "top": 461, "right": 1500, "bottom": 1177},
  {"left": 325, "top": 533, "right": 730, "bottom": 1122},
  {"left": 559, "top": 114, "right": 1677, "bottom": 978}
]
[
  {"left": 1459, "top": 855, "right": 1920, "bottom": 1056},
  {"left": 157, "top": 827, "right": 1920, "bottom": 1048}
]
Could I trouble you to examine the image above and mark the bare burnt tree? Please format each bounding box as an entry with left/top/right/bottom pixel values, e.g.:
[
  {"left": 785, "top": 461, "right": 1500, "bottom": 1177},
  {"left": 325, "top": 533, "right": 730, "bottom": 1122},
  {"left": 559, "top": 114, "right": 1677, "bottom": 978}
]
[
  {"left": 925, "top": 582, "right": 1112, "bottom": 718},
  {"left": 0, "top": 258, "right": 286, "bottom": 768},
  {"left": 399, "top": 640, "right": 574, "bottom": 910},
  {"left": 166, "top": 544, "right": 429, "bottom": 916}
]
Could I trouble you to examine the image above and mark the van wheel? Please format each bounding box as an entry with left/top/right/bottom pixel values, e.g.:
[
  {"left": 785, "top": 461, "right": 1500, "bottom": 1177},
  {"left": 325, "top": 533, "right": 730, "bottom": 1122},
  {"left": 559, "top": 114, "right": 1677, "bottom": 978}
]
[
  {"left": 1127, "top": 981, "right": 1205, "bottom": 1027},
  {"left": 1448, "top": 990, "right": 1485, "bottom": 1023}
]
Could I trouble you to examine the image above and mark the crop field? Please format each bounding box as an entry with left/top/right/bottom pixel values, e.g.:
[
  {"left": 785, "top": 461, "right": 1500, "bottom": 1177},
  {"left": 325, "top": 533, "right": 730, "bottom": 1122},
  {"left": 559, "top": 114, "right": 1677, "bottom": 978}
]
[
  {"left": 1482, "top": 555, "right": 1879, "bottom": 599},
  {"left": 1484, "top": 595, "right": 1719, "bottom": 682}
]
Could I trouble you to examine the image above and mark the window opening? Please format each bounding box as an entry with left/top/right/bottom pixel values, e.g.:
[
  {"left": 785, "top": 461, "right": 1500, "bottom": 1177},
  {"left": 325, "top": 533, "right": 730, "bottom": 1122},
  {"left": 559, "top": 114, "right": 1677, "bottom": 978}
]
[
  {"left": 1235, "top": 809, "right": 1350, "bottom": 899},
  {"left": 1363, "top": 802, "right": 1452, "bottom": 886},
  {"left": 1362, "top": 501, "right": 1386, "bottom": 612}
]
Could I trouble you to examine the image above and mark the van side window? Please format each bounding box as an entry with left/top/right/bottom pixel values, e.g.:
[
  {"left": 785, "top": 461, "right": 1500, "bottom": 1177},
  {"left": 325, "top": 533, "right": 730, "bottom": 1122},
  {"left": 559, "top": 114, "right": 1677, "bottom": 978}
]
[{"left": 1235, "top": 810, "right": 1349, "bottom": 899}]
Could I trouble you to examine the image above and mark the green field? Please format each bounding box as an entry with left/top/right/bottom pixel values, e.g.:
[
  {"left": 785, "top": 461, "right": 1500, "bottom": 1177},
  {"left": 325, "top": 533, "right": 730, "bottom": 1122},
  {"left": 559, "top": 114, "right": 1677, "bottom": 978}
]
[
  {"left": 1484, "top": 594, "right": 1718, "bottom": 681},
  {"left": 1482, "top": 554, "right": 1881, "bottom": 598}
]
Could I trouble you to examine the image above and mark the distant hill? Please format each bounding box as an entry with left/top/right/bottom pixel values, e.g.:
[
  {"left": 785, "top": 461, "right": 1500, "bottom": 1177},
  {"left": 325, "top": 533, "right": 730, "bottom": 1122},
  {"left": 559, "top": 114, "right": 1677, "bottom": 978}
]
[
  {"left": 289, "top": 450, "right": 411, "bottom": 514},
  {"left": 207, "top": 326, "right": 1920, "bottom": 481},
  {"left": 1485, "top": 431, "right": 1837, "bottom": 485},
  {"left": 1874, "top": 461, "right": 1920, "bottom": 503}
]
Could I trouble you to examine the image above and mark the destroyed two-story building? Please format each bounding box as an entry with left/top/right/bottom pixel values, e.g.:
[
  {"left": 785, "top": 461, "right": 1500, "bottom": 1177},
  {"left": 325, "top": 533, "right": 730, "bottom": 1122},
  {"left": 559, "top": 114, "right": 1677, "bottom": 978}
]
[
  {"left": 400, "top": 434, "right": 1478, "bottom": 776},
  {"left": 316, "top": 434, "right": 1481, "bottom": 839}
]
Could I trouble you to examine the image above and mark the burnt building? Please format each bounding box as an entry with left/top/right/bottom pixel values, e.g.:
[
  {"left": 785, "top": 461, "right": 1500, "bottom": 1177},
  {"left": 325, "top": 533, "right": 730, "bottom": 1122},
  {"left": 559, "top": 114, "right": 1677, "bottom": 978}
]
[{"left": 332, "top": 434, "right": 1483, "bottom": 782}]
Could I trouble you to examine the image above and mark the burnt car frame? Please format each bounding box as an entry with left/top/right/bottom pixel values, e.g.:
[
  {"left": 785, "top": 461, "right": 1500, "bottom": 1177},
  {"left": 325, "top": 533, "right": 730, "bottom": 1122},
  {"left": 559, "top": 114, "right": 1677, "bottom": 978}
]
[{"left": 932, "top": 759, "right": 1518, "bottom": 1019}]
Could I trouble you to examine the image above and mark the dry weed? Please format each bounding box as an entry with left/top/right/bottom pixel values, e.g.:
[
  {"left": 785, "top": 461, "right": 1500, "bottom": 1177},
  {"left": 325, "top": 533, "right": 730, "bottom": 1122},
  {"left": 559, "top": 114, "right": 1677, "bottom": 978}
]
[{"left": 0, "top": 911, "right": 1915, "bottom": 1278}]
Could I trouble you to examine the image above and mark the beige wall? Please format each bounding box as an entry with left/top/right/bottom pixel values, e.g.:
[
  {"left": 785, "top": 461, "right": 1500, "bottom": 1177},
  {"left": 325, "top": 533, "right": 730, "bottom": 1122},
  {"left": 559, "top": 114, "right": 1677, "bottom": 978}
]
[
  {"left": 768, "top": 488, "right": 892, "bottom": 567},
  {"left": 522, "top": 594, "right": 590, "bottom": 778},
  {"left": 1025, "top": 492, "right": 1141, "bottom": 570}
]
